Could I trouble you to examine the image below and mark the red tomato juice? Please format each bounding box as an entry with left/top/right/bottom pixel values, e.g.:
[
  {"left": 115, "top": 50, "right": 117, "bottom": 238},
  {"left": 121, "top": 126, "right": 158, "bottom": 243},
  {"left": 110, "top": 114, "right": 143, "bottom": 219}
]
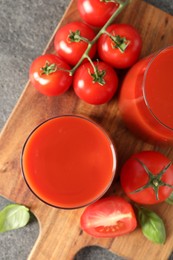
[
  {"left": 118, "top": 46, "right": 173, "bottom": 144},
  {"left": 21, "top": 115, "right": 116, "bottom": 209}
]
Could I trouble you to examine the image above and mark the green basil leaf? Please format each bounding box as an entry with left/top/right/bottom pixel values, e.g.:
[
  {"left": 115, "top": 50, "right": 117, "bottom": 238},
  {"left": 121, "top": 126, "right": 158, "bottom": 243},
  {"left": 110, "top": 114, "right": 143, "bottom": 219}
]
[
  {"left": 138, "top": 207, "right": 166, "bottom": 244},
  {"left": 166, "top": 192, "right": 173, "bottom": 205},
  {"left": 0, "top": 204, "right": 30, "bottom": 233}
]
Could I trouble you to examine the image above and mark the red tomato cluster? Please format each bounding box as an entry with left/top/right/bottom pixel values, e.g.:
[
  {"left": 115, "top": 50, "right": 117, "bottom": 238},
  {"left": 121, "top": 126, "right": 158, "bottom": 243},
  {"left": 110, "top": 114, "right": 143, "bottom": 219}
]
[{"left": 29, "top": 0, "right": 142, "bottom": 104}]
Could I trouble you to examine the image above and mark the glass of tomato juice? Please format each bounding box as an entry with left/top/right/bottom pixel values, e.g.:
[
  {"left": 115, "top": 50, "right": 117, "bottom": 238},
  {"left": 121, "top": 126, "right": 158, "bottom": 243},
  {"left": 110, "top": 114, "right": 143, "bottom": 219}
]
[
  {"left": 21, "top": 115, "right": 116, "bottom": 209},
  {"left": 118, "top": 45, "right": 173, "bottom": 145}
]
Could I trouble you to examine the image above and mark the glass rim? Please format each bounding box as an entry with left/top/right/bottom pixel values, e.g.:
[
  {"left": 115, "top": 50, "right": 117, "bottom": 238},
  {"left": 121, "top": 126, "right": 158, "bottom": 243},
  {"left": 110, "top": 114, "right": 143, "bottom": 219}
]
[
  {"left": 142, "top": 45, "right": 173, "bottom": 131},
  {"left": 21, "top": 114, "right": 117, "bottom": 210}
]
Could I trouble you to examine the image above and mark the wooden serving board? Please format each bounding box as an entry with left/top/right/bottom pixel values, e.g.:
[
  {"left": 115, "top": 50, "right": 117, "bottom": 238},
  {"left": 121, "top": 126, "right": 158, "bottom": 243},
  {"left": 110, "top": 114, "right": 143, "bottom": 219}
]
[{"left": 0, "top": 0, "right": 173, "bottom": 259}]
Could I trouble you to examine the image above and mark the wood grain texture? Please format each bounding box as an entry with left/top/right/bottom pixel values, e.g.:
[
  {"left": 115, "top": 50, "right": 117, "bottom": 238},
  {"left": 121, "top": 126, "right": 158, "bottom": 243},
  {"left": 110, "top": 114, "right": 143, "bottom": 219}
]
[{"left": 0, "top": 0, "right": 173, "bottom": 259}]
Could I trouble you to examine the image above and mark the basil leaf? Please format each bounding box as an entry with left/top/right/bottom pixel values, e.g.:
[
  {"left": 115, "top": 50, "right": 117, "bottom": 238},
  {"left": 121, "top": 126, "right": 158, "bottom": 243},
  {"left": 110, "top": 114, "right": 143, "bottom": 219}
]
[
  {"left": 138, "top": 207, "right": 166, "bottom": 244},
  {"left": 166, "top": 192, "right": 173, "bottom": 205},
  {"left": 0, "top": 204, "right": 30, "bottom": 233}
]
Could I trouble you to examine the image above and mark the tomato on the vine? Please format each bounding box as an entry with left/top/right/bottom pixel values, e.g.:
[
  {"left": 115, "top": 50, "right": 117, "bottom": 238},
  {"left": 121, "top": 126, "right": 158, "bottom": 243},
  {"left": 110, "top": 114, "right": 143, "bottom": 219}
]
[
  {"left": 29, "top": 54, "right": 72, "bottom": 96},
  {"left": 54, "top": 22, "right": 97, "bottom": 66},
  {"left": 98, "top": 24, "right": 142, "bottom": 69},
  {"left": 80, "top": 196, "right": 137, "bottom": 238},
  {"left": 77, "top": 0, "right": 119, "bottom": 28},
  {"left": 120, "top": 151, "right": 173, "bottom": 205},
  {"left": 73, "top": 61, "right": 118, "bottom": 105}
]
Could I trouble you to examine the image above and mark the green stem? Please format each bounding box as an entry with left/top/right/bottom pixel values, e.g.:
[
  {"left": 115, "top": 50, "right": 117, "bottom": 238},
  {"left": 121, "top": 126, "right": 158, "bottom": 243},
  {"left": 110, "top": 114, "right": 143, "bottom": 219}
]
[
  {"left": 87, "top": 56, "right": 98, "bottom": 75},
  {"left": 70, "top": 0, "right": 129, "bottom": 75}
]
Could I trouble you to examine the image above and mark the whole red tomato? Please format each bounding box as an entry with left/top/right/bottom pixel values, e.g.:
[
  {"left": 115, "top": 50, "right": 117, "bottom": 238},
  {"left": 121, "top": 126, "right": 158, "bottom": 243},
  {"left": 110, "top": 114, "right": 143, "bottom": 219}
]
[
  {"left": 98, "top": 24, "right": 142, "bottom": 69},
  {"left": 29, "top": 54, "right": 72, "bottom": 96},
  {"left": 77, "top": 0, "right": 119, "bottom": 27},
  {"left": 54, "top": 22, "right": 97, "bottom": 66},
  {"left": 73, "top": 61, "right": 118, "bottom": 105},
  {"left": 80, "top": 196, "right": 137, "bottom": 238},
  {"left": 120, "top": 151, "right": 173, "bottom": 205}
]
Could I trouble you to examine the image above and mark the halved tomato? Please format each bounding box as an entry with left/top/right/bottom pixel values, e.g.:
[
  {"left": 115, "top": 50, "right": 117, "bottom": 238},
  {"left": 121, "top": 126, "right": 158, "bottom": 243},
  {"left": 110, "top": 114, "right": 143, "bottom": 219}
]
[{"left": 80, "top": 196, "right": 137, "bottom": 238}]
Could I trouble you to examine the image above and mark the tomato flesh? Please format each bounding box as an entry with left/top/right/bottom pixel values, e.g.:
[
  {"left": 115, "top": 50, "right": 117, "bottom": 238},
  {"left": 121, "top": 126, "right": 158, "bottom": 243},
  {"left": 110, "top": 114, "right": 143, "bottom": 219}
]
[{"left": 80, "top": 196, "right": 137, "bottom": 238}]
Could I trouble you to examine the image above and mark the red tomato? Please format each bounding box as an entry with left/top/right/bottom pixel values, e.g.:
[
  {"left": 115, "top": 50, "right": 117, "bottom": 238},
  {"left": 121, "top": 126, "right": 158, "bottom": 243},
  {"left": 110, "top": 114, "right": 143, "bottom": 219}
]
[
  {"left": 98, "top": 24, "right": 142, "bottom": 69},
  {"left": 120, "top": 151, "right": 173, "bottom": 205},
  {"left": 80, "top": 196, "right": 137, "bottom": 238},
  {"left": 73, "top": 61, "right": 118, "bottom": 105},
  {"left": 29, "top": 54, "right": 72, "bottom": 96},
  {"left": 54, "top": 22, "right": 97, "bottom": 66},
  {"left": 77, "top": 0, "right": 119, "bottom": 27}
]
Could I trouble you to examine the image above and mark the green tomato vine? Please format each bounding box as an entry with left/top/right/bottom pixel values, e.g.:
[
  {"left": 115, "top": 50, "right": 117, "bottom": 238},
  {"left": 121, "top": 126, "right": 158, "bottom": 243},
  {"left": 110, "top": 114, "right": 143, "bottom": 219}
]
[{"left": 70, "top": 0, "right": 130, "bottom": 76}]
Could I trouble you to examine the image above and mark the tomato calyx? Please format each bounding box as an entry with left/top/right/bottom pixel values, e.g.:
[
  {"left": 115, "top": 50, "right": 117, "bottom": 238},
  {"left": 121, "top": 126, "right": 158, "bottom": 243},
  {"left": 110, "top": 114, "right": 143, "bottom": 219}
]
[
  {"left": 87, "top": 58, "right": 106, "bottom": 86},
  {"left": 111, "top": 35, "right": 130, "bottom": 52},
  {"left": 105, "top": 31, "right": 130, "bottom": 53},
  {"left": 131, "top": 159, "right": 173, "bottom": 201},
  {"left": 41, "top": 61, "right": 57, "bottom": 75},
  {"left": 90, "top": 67, "right": 106, "bottom": 86},
  {"left": 68, "top": 30, "right": 90, "bottom": 43}
]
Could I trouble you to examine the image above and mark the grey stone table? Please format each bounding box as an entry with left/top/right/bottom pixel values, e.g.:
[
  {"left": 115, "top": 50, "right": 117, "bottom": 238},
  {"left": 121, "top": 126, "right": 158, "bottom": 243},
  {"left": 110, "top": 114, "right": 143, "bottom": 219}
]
[{"left": 0, "top": 1, "right": 173, "bottom": 259}]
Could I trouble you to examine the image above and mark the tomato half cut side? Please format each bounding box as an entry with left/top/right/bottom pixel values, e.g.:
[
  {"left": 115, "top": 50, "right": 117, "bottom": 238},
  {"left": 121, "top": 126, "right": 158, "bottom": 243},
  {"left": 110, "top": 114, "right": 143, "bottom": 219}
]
[{"left": 80, "top": 196, "right": 137, "bottom": 238}]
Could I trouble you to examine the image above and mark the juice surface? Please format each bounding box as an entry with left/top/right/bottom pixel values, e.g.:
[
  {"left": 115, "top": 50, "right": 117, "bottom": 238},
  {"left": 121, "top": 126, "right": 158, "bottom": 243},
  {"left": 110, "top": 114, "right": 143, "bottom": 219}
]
[
  {"left": 22, "top": 116, "right": 116, "bottom": 208},
  {"left": 118, "top": 46, "right": 173, "bottom": 144},
  {"left": 144, "top": 47, "right": 173, "bottom": 129}
]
